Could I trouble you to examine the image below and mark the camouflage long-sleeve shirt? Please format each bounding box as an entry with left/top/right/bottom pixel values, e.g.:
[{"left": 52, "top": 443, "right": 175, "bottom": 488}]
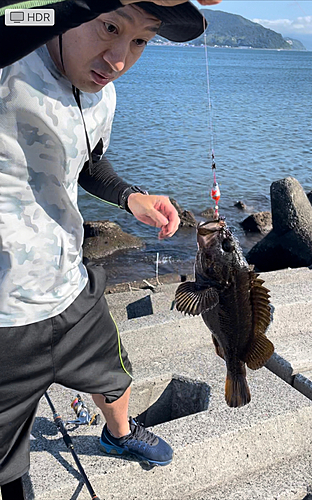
[{"left": 0, "top": 45, "right": 117, "bottom": 326}]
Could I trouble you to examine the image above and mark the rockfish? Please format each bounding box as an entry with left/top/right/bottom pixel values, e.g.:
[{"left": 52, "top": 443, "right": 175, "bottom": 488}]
[{"left": 175, "top": 218, "right": 274, "bottom": 407}]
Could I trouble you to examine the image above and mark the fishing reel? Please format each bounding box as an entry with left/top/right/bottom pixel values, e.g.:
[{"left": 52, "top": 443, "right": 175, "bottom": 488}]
[{"left": 67, "top": 394, "right": 100, "bottom": 426}]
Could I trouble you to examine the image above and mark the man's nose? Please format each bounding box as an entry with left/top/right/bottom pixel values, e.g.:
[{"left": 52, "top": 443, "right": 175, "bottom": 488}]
[{"left": 103, "top": 43, "right": 128, "bottom": 72}]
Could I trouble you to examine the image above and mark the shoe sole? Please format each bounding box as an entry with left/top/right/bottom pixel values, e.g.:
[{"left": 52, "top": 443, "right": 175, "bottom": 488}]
[{"left": 99, "top": 439, "right": 172, "bottom": 466}]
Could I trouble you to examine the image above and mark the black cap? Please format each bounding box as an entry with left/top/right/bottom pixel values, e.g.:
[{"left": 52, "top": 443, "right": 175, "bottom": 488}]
[{"left": 137, "top": 2, "right": 207, "bottom": 42}]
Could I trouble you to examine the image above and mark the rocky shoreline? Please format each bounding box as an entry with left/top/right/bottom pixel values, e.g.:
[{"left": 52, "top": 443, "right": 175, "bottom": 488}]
[
  {"left": 83, "top": 177, "right": 312, "bottom": 283},
  {"left": 105, "top": 271, "right": 194, "bottom": 294},
  {"left": 83, "top": 220, "right": 145, "bottom": 260}
]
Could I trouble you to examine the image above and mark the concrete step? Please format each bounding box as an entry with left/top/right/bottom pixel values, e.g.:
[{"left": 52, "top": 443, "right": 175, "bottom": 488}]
[
  {"left": 105, "top": 282, "right": 179, "bottom": 326},
  {"left": 105, "top": 267, "right": 312, "bottom": 342},
  {"left": 261, "top": 266, "right": 312, "bottom": 289},
  {"left": 3, "top": 267, "right": 311, "bottom": 500},
  {"left": 105, "top": 268, "right": 312, "bottom": 401},
  {"left": 22, "top": 331, "right": 312, "bottom": 499},
  {"left": 180, "top": 453, "right": 312, "bottom": 500},
  {"left": 105, "top": 267, "right": 312, "bottom": 325},
  {"left": 112, "top": 296, "right": 312, "bottom": 405}
]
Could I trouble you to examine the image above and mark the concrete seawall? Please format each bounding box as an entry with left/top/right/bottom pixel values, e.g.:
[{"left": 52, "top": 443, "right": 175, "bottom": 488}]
[{"left": 3, "top": 267, "right": 311, "bottom": 500}]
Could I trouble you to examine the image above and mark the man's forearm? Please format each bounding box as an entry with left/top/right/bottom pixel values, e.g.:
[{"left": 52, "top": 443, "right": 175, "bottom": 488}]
[
  {"left": 0, "top": 0, "right": 122, "bottom": 68},
  {"left": 78, "top": 156, "right": 132, "bottom": 210}
]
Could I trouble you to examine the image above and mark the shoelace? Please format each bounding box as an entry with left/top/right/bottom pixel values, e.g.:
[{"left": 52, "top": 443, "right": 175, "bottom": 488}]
[{"left": 127, "top": 420, "right": 158, "bottom": 446}]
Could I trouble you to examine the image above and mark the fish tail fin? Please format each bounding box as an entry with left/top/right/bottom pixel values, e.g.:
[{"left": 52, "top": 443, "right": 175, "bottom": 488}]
[{"left": 225, "top": 371, "right": 251, "bottom": 408}]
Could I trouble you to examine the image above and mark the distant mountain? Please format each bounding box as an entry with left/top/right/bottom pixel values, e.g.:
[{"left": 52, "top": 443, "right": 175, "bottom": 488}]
[
  {"left": 284, "top": 38, "right": 306, "bottom": 51},
  {"left": 197, "top": 10, "right": 306, "bottom": 50},
  {"left": 151, "top": 9, "right": 306, "bottom": 50}
]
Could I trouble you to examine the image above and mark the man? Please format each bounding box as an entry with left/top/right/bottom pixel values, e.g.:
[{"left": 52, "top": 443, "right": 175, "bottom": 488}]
[{"left": 0, "top": 0, "right": 221, "bottom": 497}]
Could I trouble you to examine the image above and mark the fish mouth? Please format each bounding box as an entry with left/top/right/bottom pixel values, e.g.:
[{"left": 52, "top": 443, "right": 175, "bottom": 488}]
[
  {"left": 197, "top": 217, "right": 226, "bottom": 236},
  {"left": 197, "top": 217, "right": 236, "bottom": 252},
  {"left": 197, "top": 219, "right": 223, "bottom": 249}
]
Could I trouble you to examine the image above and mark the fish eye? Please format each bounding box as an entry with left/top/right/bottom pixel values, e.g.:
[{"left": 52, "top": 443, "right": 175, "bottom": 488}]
[{"left": 222, "top": 238, "right": 235, "bottom": 252}]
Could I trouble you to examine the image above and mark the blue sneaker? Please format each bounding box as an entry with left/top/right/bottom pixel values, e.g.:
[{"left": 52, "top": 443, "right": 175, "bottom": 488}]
[{"left": 100, "top": 417, "right": 173, "bottom": 466}]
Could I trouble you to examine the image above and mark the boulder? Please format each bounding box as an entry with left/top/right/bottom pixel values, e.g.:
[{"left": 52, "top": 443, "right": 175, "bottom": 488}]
[
  {"left": 307, "top": 191, "right": 312, "bottom": 205},
  {"left": 246, "top": 177, "right": 312, "bottom": 271},
  {"left": 170, "top": 198, "right": 197, "bottom": 227},
  {"left": 83, "top": 220, "right": 144, "bottom": 260},
  {"left": 234, "top": 201, "right": 247, "bottom": 210},
  {"left": 240, "top": 211, "right": 272, "bottom": 234},
  {"left": 200, "top": 207, "right": 215, "bottom": 219}
]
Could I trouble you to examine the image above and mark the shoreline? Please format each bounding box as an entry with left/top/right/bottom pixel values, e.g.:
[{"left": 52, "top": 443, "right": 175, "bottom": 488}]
[
  {"left": 105, "top": 271, "right": 194, "bottom": 294},
  {"left": 148, "top": 43, "right": 309, "bottom": 52}
]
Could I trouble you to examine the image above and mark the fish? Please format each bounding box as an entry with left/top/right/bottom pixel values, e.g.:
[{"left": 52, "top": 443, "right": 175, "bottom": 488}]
[{"left": 175, "top": 218, "right": 274, "bottom": 408}]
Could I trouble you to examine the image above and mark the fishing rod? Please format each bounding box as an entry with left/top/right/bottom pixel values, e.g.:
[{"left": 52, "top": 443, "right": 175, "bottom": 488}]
[
  {"left": 203, "top": 18, "right": 221, "bottom": 219},
  {"left": 44, "top": 391, "right": 101, "bottom": 500}
]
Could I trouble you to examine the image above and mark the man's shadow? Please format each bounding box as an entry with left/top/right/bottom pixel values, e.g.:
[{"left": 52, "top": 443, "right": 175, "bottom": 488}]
[
  {"left": 26, "top": 377, "right": 211, "bottom": 499},
  {"left": 25, "top": 415, "right": 154, "bottom": 500}
]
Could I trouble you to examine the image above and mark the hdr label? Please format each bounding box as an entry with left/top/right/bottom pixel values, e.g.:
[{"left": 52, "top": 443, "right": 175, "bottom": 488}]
[{"left": 5, "top": 9, "right": 55, "bottom": 26}]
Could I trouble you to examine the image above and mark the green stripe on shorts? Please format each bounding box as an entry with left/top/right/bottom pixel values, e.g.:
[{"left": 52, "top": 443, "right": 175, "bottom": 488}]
[{"left": 109, "top": 312, "right": 133, "bottom": 380}]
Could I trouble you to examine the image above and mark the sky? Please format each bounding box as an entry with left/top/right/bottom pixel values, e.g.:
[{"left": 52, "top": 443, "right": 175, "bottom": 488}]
[{"left": 194, "top": 1, "right": 312, "bottom": 49}]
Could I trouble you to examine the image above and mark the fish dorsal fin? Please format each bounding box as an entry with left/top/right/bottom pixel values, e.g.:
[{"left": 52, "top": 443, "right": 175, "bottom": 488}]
[
  {"left": 245, "top": 272, "right": 274, "bottom": 370},
  {"left": 175, "top": 281, "right": 219, "bottom": 316}
]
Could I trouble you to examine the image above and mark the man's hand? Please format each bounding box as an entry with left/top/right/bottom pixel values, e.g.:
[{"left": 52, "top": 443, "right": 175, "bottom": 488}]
[
  {"left": 195, "top": 0, "right": 221, "bottom": 4},
  {"left": 121, "top": 0, "right": 221, "bottom": 6},
  {"left": 127, "top": 193, "right": 180, "bottom": 240}
]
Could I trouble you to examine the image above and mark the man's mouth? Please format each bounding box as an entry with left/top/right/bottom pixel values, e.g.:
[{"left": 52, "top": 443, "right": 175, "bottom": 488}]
[{"left": 91, "top": 70, "right": 113, "bottom": 86}]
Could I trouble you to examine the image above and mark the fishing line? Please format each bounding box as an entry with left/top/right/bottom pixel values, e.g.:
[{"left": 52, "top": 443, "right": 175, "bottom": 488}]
[
  {"left": 203, "top": 20, "right": 215, "bottom": 167},
  {"left": 294, "top": 1, "right": 307, "bottom": 16},
  {"left": 203, "top": 17, "right": 220, "bottom": 219}
]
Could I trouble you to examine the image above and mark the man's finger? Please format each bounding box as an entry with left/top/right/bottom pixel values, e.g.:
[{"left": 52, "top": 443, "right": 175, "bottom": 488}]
[
  {"left": 152, "top": 211, "right": 169, "bottom": 227},
  {"left": 196, "top": 0, "right": 222, "bottom": 4}
]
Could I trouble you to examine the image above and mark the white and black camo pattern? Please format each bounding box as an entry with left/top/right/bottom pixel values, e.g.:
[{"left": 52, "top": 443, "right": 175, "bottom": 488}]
[{"left": 0, "top": 45, "right": 116, "bottom": 326}]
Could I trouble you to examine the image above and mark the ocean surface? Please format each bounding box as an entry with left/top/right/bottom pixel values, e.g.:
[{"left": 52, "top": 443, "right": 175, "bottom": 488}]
[{"left": 78, "top": 46, "right": 312, "bottom": 285}]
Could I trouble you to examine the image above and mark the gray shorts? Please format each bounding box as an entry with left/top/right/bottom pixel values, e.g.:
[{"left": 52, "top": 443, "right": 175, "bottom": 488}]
[{"left": 0, "top": 262, "right": 132, "bottom": 485}]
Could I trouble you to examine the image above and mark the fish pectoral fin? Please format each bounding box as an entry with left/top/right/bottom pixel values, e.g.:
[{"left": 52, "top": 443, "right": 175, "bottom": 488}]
[
  {"left": 175, "top": 281, "right": 219, "bottom": 316},
  {"left": 245, "top": 333, "right": 274, "bottom": 370},
  {"left": 212, "top": 335, "right": 225, "bottom": 359}
]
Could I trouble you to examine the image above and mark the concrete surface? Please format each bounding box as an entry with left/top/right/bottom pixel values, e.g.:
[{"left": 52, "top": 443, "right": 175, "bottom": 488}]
[{"left": 2, "top": 267, "right": 312, "bottom": 500}]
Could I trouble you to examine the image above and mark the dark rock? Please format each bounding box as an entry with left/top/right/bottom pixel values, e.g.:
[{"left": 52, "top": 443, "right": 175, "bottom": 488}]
[
  {"left": 240, "top": 212, "right": 272, "bottom": 234},
  {"left": 83, "top": 220, "right": 144, "bottom": 260},
  {"left": 246, "top": 177, "right": 312, "bottom": 271},
  {"left": 307, "top": 191, "right": 312, "bottom": 205},
  {"left": 271, "top": 178, "right": 312, "bottom": 237},
  {"left": 234, "top": 201, "right": 247, "bottom": 210},
  {"left": 200, "top": 207, "right": 215, "bottom": 219},
  {"left": 246, "top": 231, "right": 303, "bottom": 272},
  {"left": 170, "top": 198, "right": 197, "bottom": 227}
]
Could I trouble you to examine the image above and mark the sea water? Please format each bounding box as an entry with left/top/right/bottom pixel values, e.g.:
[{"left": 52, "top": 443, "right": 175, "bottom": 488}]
[{"left": 78, "top": 46, "right": 312, "bottom": 284}]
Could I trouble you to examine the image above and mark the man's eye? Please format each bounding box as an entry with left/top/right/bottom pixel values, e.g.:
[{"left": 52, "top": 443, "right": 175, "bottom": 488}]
[
  {"left": 104, "top": 23, "right": 118, "bottom": 34},
  {"left": 134, "top": 39, "right": 147, "bottom": 47}
]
